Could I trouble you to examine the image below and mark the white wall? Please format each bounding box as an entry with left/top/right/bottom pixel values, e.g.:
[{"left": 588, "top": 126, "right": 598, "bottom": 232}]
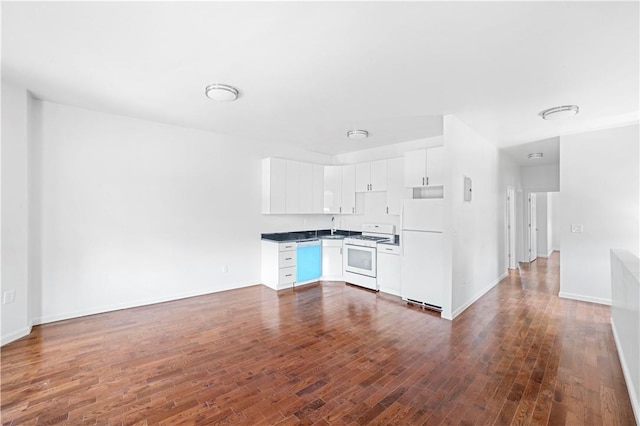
[
  {"left": 559, "top": 124, "right": 639, "bottom": 304},
  {"left": 549, "top": 191, "right": 561, "bottom": 251},
  {"left": 29, "top": 99, "right": 332, "bottom": 325},
  {"left": 521, "top": 164, "right": 560, "bottom": 192},
  {"left": 1, "top": 81, "right": 31, "bottom": 344},
  {"left": 443, "top": 115, "right": 521, "bottom": 319}
]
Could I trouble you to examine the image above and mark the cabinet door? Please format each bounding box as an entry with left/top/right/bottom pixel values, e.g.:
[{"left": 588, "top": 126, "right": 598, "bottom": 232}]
[
  {"left": 370, "top": 159, "right": 387, "bottom": 191},
  {"left": 299, "top": 162, "right": 313, "bottom": 214},
  {"left": 355, "top": 162, "right": 371, "bottom": 192},
  {"left": 386, "top": 157, "right": 411, "bottom": 215},
  {"left": 323, "top": 165, "right": 342, "bottom": 214},
  {"left": 321, "top": 244, "right": 343, "bottom": 278},
  {"left": 311, "top": 164, "right": 324, "bottom": 214},
  {"left": 404, "top": 149, "right": 427, "bottom": 187},
  {"left": 262, "top": 158, "right": 286, "bottom": 214},
  {"left": 285, "top": 160, "right": 301, "bottom": 213},
  {"left": 341, "top": 164, "right": 356, "bottom": 214},
  {"left": 377, "top": 252, "right": 400, "bottom": 296},
  {"left": 426, "top": 146, "right": 444, "bottom": 186}
]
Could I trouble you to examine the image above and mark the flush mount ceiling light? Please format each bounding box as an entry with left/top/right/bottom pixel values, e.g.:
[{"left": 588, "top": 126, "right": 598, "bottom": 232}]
[
  {"left": 539, "top": 105, "right": 579, "bottom": 120},
  {"left": 205, "top": 84, "right": 239, "bottom": 102},
  {"left": 347, "top": 130, "right": 369, "bottom": 140},
  {"left": 528, "top": 153, "right": 544, "bottom": 159}
]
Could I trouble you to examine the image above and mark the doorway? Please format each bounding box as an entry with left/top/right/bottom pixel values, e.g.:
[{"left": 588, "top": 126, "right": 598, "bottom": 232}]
[
  {"left": 506, "top": 186, "right": 517, "bottom": 269},
  {"left": 528, "top": 193, "right": 537, "bottom": 262}
]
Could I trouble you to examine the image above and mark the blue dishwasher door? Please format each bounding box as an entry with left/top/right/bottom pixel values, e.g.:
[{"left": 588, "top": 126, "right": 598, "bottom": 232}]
[{"left": 296, "top": 241, "right": 322, "bottom": 282}]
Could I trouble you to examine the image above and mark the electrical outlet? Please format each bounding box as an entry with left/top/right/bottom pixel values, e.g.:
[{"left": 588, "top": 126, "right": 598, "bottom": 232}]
[
  {"left": 222, "top": 264, "right": 229, "bottom": 273},
  {"left": 570, "top": 224, "right": 583, "bottom": 233},
  {"left": 3, "top": 290, "right": 16, "bottom": 305}
]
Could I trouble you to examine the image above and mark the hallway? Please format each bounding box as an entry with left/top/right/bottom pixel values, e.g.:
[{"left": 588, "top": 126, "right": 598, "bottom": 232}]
[{"left": 518, "top": 251, "right": 561, "bottom": 296}]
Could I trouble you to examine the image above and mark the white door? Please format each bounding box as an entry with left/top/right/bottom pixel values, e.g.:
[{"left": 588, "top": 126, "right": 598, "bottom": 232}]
[
  {"left": 507, "top": 186, "right": 516, "bottom": 269},
  {"left": 529, "top": 193, "right": 537, "bottom": 262}
]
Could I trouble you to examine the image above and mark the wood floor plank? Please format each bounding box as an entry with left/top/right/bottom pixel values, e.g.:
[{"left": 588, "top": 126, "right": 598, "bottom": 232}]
[{"left": 1, "top": 253, "right": 635, "bottom": 425}]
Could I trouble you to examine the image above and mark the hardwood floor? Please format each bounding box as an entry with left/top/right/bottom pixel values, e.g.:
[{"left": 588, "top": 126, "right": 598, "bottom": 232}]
[{"left": 1, "top": 252, "right": 635, "bottom": 425}]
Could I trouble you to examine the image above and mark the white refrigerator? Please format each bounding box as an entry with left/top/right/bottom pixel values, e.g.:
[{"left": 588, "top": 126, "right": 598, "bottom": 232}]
[{"left": 400, "top": 199, "right": 444, "bottom": 310}]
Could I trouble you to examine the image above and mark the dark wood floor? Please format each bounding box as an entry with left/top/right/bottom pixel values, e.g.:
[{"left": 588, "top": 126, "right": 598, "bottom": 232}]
[{"left": 1, "top": 252, "right": 635, "bottom": 425}]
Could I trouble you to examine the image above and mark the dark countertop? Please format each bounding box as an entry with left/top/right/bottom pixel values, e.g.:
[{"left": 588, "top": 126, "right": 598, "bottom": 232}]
[{"left": 261, "top": 229, "right": 361, "bottom": 243}]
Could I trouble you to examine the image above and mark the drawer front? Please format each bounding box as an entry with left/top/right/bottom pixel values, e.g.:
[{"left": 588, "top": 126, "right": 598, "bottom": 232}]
[
  {"left": 378, "top": 244, "right": 400, "bottom": 255},
  {"left": 279, "top": 267, "right": 296, "bottom": 284},
  {"left": 279, "top": 251, "right": 296, "bottom": 268},
  {"left": 279, "top": 242, "right": 297, "bottom": 252}
]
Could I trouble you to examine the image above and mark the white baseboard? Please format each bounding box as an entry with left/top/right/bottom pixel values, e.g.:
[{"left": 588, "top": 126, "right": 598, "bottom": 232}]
[
  {"left": 451, "top": 272, "right": 508, "bottom": 320},
  {"left": 537, "top": 249, "right": 554, "bottom": 259},
  {"left": 32, "top": 281, "right": 258, "bottom": 326},
  {"left": 1, "top": 324, "right": 33, "bottom": 347},
  {"left": 558, "top": 292, "right": 611, "bottom": 306},
  {"left": 611, "top": 317, "right": 640, "bottom": 425}
]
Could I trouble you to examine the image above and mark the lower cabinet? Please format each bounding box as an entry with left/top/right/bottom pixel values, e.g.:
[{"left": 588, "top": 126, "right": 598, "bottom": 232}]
[
  {"left": 261, "top": 241, "right": 297, "bottom": 290},
  {"left": 377, "top": 244, "right": 401, "bottom": 296},
  {"left": 321, "top": 239, "right": 343, "bottom": 280}
]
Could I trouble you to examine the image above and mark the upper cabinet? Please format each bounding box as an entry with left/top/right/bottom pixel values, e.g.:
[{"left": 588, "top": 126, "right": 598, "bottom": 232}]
[
  {"left": 323, "top": 164, "right": 355, "bottom": 214},
  {"left": 311, "top": 164, "right": 324, "bottom": 214},
  {"left": 355, "top": 160, "right": 387, "bottom": 192},
  {"left": 386, "top": 157, "right": 412, "bottom": 215},
  {"left": 404, "top": 146, "right": 444, "bottom": 188},
  {"left": 323, "top": 165, "right": 342, "bottom": 214},
  {"left": 341, "top": 164, "right": 356, "bottom": 214},
  {"left": 285, "top": 160, "right": 301, "bottom": 213},
  {"left": 263, "top": 158, "right": 323, "bottom": 214},
  {"left": 262, "top": 158, "right": 286, "bottom": 214},
  {"left": 264, "top": 148, "right": 443, "bottom": 215}
]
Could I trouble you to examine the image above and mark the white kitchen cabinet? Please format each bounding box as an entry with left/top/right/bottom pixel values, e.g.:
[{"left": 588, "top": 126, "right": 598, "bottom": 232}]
[
  {"left": 311, "top": 164, "right": 324, "bottom": 214},
  {"left": 404, "top": 146, "right": 444, "bottom": 188},
  {"left": 323, "top": 164, "right": 355, "bottom": 214},
  {"left": 299, "top": 162, "right": 313, "bottom": 214},
  {"left": 355, "top": 160, "right": 387, "bottom": 192},
  {"left": 321, "top": 239, "right": 343, "bottom": 279},
  {"left": 264, "top": 158, "right": 321, "bottom": 215},
  {"left": 323, "top": 165, "right": 342, "bottom": 214},
  {"left": 341, "top": 164, "right": 356, "bottom": 214},
  {"left": 386, "top": 157, "right": 412, "bottom": 215},
  {"left": 377, "top": 244, "right": 400, "bottom": 296},
  {"left": 285, "top": 160, "right": 301, "bottom": 213},
  {"left": 261, "top": 240, "right": 297, "bottom": 290},
  {"left": 262, "top": 158, "right": 286, "bottom": 214}
]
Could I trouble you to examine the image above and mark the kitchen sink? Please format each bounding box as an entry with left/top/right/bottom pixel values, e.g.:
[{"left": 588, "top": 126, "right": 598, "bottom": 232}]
[{"left": 322, "top": 235, "right": 345, "bottom": 239}]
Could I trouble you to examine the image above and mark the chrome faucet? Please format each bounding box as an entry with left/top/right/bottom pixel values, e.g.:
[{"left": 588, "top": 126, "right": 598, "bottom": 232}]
[{"left": 331, "top": 216, "right": 336, "bottom": 235}]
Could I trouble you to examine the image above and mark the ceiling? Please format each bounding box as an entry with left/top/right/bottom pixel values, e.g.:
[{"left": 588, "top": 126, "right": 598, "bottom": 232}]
[
  {"left": 502, "top": 137, "right": 559, "bottom": 167},
  {"left": 2, "top": 2, "right": 638, "bottom": 156}
]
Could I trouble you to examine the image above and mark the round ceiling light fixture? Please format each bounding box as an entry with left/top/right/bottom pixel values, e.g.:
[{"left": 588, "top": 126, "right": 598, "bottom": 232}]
[
  {"left": 347, "top": 130, "right": 369, "bottom": 140},
  {"left": 205, "top": 84, "right": 239, "bottom": 102},
  {"left": 528, "top": 153, "right": 544, "bottom": 159},
  {"left": 539, "top": 105, "right": 579, "bottom": 120}
]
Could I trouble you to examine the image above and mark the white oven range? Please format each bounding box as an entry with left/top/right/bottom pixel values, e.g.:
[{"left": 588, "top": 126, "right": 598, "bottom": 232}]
[{"left": 343, "top": 224, "right": 395, "bottom": 291}]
